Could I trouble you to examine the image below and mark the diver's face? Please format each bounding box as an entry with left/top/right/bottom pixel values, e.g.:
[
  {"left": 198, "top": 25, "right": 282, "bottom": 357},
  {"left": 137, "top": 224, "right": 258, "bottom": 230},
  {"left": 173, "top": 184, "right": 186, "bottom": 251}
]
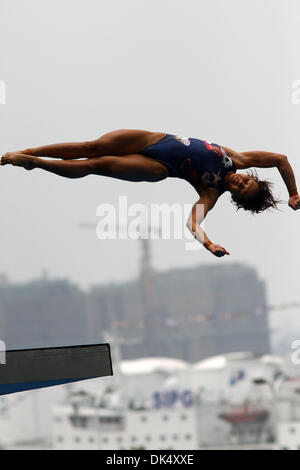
[{"left": 229, "top": 173, "right": 259, "bottom": 199}]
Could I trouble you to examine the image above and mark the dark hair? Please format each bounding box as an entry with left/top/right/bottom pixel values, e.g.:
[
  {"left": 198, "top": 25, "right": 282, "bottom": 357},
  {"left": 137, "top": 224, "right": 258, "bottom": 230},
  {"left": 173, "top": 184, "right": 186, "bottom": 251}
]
[{"left": 231, "top": 169, "right": 282, "bottom": 214}]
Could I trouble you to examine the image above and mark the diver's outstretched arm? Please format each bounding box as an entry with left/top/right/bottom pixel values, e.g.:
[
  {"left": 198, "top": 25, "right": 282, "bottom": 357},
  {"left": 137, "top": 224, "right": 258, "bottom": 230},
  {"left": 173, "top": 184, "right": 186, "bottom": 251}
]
[
  {"left": 186, "top": 192, "right": 230, "bottom": 258},
  {"left": 239, "top": 151, "right": 300, "bottom": 210},
  {"left": 276, "top": 158, "right": 300, "bottom": 209},
  {"left": 225, "top": 148, "right": 300, "bottom": 210}
]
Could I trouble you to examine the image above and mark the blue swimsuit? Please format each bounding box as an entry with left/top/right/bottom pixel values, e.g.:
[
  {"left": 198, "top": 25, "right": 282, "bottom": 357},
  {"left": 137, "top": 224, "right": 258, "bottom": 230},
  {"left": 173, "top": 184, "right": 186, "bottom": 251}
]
[{"left": 140, "top": 134, "right": 236, "bottom": 194}]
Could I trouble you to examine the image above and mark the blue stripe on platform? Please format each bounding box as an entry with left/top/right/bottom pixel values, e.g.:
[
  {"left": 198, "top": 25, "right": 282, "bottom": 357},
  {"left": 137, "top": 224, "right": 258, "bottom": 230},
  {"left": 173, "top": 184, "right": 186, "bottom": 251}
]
[{"left": 0, "top": 378, "right": 93, "bottom": 396}]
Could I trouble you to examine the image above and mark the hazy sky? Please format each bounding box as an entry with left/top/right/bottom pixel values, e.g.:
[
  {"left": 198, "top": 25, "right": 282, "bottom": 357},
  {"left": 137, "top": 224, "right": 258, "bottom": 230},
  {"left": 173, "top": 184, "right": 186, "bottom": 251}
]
[{"left": 1, "top": 0, "right": 299, "bottom": 332}]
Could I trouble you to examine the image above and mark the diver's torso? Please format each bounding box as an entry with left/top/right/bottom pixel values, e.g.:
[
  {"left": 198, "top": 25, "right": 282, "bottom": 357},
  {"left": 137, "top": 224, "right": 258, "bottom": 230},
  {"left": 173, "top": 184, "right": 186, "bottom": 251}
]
[{"left": 140, "top": 134, "right": 236, "bottom": 193}]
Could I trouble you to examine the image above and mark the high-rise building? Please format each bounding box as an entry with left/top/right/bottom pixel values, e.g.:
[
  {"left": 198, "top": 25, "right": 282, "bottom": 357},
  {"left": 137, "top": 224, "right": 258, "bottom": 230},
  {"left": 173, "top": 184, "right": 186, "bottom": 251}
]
[
  {"left": 0, "top": 263, "right": 270, "bottom": 362},
  {"left": 89, "top": 263, "right": 270, "bottom": 362}
]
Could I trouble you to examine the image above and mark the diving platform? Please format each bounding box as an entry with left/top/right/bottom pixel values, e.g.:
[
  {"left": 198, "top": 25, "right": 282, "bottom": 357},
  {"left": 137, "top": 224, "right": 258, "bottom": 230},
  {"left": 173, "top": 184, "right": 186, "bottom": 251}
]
[{"left": 0, "top": 343, "right": 113, "bottom": 395}]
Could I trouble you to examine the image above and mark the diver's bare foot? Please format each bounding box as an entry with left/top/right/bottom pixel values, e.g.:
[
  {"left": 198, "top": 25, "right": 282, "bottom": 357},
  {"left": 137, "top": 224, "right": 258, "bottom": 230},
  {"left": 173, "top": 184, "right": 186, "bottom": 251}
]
[{"left": 1, "top": 152, "right": 37, "bottom": 170}]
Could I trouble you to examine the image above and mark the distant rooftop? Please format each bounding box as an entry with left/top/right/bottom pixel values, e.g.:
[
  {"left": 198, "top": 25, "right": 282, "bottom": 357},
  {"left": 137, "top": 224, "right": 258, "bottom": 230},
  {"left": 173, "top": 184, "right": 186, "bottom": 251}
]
[
  {"left": 193, "top": 352, "right": 284, "bottom": 371},
  {"left": 120, "top": 357, "right": 189, "bottom": 375}
]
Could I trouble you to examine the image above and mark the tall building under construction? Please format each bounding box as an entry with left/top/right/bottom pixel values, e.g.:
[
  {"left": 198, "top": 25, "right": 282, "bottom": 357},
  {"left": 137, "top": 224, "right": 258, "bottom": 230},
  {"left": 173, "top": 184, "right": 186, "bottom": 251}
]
[{"left": 89, "top": 262, "right": 270, "bottom": 362}]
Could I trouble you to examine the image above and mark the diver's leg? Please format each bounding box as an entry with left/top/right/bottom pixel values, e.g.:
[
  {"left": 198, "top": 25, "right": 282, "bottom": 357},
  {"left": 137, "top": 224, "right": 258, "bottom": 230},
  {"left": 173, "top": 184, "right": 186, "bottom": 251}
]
[
  {"left": 21, "top": 140, "right": 98, "bottom": 159},
  {"left": 1, "top": 153, "right": 168, "bottom": 182},
  {"left": 1, "top": 153, "right": 96, "bottom": 178},
  {"left": 14, "top": 129, "right": 165, "bottom": 160}
]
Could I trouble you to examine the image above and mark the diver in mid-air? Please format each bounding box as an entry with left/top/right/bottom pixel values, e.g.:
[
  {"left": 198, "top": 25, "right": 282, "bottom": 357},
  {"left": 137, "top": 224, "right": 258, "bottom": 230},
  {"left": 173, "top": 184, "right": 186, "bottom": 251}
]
[{"left": 2, "top": 129, "right": 299, "bottom": 257}]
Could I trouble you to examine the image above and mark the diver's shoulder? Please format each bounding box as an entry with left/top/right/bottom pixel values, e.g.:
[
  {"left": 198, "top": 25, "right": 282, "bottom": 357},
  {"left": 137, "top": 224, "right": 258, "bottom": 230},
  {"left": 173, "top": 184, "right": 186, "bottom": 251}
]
[{"left": 220, "top": 145, "right": 245, "bottom": 169}]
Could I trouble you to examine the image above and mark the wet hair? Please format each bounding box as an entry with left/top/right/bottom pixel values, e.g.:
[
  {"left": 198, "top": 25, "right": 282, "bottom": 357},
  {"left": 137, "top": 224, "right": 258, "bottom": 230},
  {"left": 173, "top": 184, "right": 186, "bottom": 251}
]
[{"left": 230, "top": 169, "right": 283, "bottom": 214}]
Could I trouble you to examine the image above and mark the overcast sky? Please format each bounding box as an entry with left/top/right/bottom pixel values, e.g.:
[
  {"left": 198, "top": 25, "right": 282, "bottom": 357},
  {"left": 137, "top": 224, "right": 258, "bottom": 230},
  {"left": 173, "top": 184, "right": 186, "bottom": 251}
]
[{"left": 1, "top": 0, "right": 299, "bottom": 336}]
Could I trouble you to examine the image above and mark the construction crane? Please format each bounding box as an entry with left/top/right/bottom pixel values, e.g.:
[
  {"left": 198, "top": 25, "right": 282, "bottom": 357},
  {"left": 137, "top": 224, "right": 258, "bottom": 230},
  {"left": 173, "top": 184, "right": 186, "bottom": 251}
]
[{"left": 79, "top": 222, "right": 162, "bottom": 356}]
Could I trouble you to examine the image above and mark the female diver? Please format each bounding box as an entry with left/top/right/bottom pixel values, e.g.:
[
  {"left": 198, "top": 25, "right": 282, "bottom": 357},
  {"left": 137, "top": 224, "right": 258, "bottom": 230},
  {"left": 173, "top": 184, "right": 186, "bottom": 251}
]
[{"left": 1, "top": 129, "right": 300, "bottom": 257}]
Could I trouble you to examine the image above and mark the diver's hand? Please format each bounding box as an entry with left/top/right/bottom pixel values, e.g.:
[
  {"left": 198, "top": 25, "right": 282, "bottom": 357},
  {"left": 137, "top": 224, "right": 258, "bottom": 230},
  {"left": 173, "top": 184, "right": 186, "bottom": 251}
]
[
  {"left": 288, "top": 194, "right": 300, "bottom": 210},
  {"left": 207, "top": 244, "right": 230, "bottom": 258}
]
